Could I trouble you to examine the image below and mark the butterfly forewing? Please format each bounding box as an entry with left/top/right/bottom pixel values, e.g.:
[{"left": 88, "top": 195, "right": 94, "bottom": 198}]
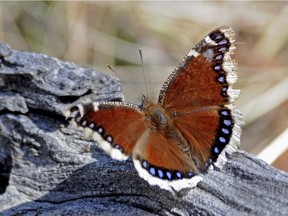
[{"left": 158, "top": 26, "right": 236, "bottom": 108}]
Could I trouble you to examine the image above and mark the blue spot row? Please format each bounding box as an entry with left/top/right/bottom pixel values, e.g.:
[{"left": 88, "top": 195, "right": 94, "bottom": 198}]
[
  {"left": 211, "top": 109, "right": 234, "bottom": 161},
  {"left": 71, "top": 108, "right": 121, "bottom": 151},
  {"left": 140, "top": 160, "right": 194, "bottom": 181},
  {"left": 209, "top": 30, "right": 231, "bottom": 100}
]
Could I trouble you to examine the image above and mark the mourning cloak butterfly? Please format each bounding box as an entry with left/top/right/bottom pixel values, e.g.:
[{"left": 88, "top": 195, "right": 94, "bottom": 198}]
[{"left": 65, "top": 26, "right": 243, "bottom": 192}]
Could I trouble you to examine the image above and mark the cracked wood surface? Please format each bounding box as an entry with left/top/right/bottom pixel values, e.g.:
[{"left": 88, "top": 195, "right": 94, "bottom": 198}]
[{"left": 0, "top": 42, "right": 288, "bottom": 215}]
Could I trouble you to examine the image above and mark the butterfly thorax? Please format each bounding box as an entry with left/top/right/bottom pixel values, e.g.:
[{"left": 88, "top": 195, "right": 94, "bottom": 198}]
[{"left": 142, "top": 100, "right": 171, "bottom": 131}]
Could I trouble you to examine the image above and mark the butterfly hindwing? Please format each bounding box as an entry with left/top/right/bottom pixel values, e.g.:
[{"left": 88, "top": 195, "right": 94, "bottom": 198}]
[{"left": 132, "top": 128, "right": 204, "bottom": 192}]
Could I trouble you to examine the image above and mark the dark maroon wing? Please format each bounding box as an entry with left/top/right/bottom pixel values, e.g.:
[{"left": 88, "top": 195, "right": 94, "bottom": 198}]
[
  {"left": 157, "top": 26, "right": 243, "bottom": 172},
  {"left": 65, "top": 102, "right": 149, "bottom": 161}
]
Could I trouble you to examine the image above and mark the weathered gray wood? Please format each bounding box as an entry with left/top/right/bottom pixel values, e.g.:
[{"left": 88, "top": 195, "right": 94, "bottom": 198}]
[{"left": 0, "top": 42, "right": 287, "bottom": 216}]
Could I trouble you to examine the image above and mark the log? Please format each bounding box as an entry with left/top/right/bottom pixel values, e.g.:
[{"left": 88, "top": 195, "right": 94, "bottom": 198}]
[{"left": 0, "top": 42, "right": 287, "bottom": 216}]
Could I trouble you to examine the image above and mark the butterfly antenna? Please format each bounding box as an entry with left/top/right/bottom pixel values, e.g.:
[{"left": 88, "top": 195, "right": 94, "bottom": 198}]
[
  {"left": 107, "top": 64, "right": 142, "bottom": 96},
  {"left": 139, "top": 48, "right": 149, "bottom": 98}
]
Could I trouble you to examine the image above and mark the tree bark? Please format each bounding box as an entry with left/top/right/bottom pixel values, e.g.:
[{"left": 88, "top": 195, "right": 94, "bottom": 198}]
[{"left": 0, "top": 42, "right": 287, "bottom": 216}]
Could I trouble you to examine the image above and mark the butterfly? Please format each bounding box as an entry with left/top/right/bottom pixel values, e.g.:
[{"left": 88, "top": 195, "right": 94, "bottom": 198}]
[{"left": 64, "top": 26, "right": 243, "bottom": 192}]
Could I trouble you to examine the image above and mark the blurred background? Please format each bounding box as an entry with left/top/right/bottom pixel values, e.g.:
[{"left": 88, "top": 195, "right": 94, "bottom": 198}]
[{"left": 0, "top": 2, "right": 287, "bottom": 171}]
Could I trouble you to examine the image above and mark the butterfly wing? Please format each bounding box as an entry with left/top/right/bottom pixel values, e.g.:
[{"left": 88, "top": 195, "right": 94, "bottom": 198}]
[
  {"left": 158, "top": 26, "right": 243, "bottom": 170},
  {"left": 65, "top": 102, "right": 149, "bottom": 160},
  {"left": 158, "top": 26, "right": 238, "bottom": 106},
  {"left": 133, "top": 128, "right": 203, "bottom": 192}
]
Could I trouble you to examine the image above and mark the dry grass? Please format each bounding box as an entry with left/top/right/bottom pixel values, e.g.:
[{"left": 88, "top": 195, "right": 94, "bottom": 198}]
[{"left": 0, "top": 2, "right": 287, "bottom": 168}]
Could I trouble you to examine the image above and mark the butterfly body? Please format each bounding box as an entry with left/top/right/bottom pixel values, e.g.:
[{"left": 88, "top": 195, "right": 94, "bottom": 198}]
[
  {"left": 142, "top": 100, "right": 169, "bottom": 130},
  {"left": 65, "top": 26, "right": 243, "bottom": 192}
]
